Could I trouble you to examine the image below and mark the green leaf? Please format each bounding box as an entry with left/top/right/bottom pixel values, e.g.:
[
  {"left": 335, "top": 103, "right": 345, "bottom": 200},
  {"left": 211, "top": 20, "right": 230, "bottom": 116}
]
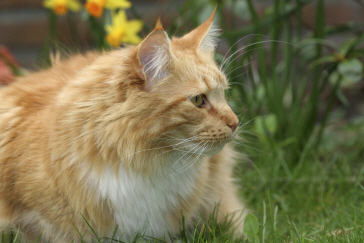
[
  {"left": 244, "top": 213, "right": 259, "bottom": 243},
  {"left": 254, "top": 114, "right": 278, "bottom": 136},
  {"left": 227, "top": 1, "right": 251, "bottom": 21},
  {"left": 308, "top": 55, "right": 336, "bottom": 69},
  {"left": 338, "top": 38, "right": 356, "bottom": 56},
  {"left": 336, "top": 59, "right": 363, "bottom": 86}
]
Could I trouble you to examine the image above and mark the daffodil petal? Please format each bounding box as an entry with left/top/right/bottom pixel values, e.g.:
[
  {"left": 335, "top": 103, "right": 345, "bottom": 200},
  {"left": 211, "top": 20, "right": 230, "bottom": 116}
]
[
  {"left": 68, "top": 0, "right": 81, "bottom": 11},
  {"left": 105, "top": 8, "right": 143, "bottom": 46},
  {"left": 105, "top": 25, "right": 114, "bottom": 33},
  {"left": 43, "top": 0, "right": 55, "bottom": 8},
  {"left": 114, "top": 10, "right": 127, "bottom": 23},
  {"left": 43, "top": 0, "right": 81, "bottom": 13},
  {"left": 123, "top": 35, "right": 142, "bottom": 45},
  {"left": 125, "top": 20, "right": 143, "bottom": 33},
  {"left": 105, "top": 0, "right": 131, "bottom": 9}
]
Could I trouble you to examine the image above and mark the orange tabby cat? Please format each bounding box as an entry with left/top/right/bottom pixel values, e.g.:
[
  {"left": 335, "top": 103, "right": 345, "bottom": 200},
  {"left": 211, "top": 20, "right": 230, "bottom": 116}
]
[{"left": 0, "top": 8, "right": 246, "bottom": 242}]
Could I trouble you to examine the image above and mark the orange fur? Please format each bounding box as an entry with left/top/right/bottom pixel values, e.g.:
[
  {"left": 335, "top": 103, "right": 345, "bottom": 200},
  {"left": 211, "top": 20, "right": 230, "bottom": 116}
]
[{"left": 0, "top": 10, "right": 246, "bottom": 242}]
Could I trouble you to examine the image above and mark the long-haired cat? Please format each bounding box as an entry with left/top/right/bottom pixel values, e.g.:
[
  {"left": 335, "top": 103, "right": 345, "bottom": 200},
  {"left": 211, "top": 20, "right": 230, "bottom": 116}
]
[{"left": 0, "top": 8, "right": 246, "bottom": 242}]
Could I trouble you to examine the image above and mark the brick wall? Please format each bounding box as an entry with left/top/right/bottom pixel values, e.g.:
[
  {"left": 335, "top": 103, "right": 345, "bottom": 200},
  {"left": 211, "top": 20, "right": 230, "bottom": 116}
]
[{"left": 1, "top": 0, "right": 363, "bottom": 69}]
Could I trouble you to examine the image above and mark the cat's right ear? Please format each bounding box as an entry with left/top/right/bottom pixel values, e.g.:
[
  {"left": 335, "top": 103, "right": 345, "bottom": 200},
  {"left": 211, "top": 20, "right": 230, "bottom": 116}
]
[{"left": 135, "top": 19, "right": 172, "bottom": 92}]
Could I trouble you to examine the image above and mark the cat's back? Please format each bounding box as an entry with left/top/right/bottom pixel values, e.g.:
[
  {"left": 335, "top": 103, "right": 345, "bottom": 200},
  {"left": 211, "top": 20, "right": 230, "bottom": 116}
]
[
  {"left": 0, "top": 52, "right": 100, "bottom": 154},
  {"left": 0, "top": 52, "right": 100, "bottom": 110},
  {"left": 0, "top": 51, "right": 100, "bottom": 190}
]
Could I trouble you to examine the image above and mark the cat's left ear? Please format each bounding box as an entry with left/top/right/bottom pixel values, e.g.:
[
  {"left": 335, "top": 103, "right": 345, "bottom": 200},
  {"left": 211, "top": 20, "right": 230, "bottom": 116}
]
[
  {"left": 180, "top": 6, "right": 219, "bottom": 52},
  {"left": 135, "top": 19, "right": 172, "bottom": 92}
]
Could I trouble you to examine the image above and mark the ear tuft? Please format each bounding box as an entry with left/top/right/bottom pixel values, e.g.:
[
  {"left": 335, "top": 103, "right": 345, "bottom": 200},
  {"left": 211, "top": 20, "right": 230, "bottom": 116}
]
[
  {"left": 154, "top": 18, "right": 164, "bottom": 31},
  {"left": 177, "top": 5, "right": 219, "bottom": 52},
  {"left": 199, "top": 23, "right": 220, "bottom": 51}
]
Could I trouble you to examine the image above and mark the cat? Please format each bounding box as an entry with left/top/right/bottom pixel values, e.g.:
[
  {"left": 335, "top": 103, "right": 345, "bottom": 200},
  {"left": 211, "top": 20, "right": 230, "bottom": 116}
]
[{"left": 0, "top": 8, "right": 246, "bottom": 242}]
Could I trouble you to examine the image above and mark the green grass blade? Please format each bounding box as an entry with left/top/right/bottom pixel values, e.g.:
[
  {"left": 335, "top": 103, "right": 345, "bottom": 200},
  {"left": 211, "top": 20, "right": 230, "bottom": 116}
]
[{"left": 81, "top": 214, "right": 101, "bottom": 243}]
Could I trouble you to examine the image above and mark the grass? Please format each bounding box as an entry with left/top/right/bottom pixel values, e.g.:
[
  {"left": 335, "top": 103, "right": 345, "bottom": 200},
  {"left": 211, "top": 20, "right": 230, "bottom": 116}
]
[
  {"left": 3, "top": 0, "right": 364, "bottom": 242},
  {"left": 236, "top": 118, "right": 364, "bottom": 242}
]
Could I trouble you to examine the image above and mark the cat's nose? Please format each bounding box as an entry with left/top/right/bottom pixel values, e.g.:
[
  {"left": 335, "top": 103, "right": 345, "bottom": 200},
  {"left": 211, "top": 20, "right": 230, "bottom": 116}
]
[{"left": 227, "top": 117, "right": 239, "bottom": 132}]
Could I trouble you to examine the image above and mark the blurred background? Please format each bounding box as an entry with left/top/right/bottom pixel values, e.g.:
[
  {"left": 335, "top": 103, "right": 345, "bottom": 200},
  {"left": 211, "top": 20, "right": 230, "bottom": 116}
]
[
  {"left": 1, "top": 0, "right": 363, "bottom": 69},
  {"left": 1, "top": 0, "right": 364, "bottom": 242}
]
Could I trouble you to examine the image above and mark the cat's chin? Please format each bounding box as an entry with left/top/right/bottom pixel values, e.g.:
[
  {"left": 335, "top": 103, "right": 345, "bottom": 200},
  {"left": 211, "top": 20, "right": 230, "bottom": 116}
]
[{"left": 201, "top": 142, "right": 226, "bottom": 156}]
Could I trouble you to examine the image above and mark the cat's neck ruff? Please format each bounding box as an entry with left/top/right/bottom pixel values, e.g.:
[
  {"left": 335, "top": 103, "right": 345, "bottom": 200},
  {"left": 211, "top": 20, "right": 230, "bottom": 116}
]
[{"left": 95, "top": 150, "right": 207, "bottom": 239}]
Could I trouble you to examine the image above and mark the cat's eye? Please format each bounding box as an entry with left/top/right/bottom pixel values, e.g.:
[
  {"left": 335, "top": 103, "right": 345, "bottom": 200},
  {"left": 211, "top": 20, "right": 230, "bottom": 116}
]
[{"left": 190, "top": 95, "right": 205, "bottom": 108}]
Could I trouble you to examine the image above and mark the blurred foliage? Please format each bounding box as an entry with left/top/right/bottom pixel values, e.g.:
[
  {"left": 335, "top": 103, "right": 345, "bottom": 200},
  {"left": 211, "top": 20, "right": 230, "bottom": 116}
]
[{"left": 174, "top": 0, "right": 364, "bottom": 169}]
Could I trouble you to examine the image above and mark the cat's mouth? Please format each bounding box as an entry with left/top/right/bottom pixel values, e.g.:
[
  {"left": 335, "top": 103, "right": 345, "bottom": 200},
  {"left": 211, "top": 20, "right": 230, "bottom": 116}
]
[
  {"left": 198, "top": 129, "right": 235, "bottom": 143},
  {"left": 162, "top": 130, "right": 235, "bottom": 157},
  {"left": 192, "top": 134, "right": 234, "bottom": 155}
]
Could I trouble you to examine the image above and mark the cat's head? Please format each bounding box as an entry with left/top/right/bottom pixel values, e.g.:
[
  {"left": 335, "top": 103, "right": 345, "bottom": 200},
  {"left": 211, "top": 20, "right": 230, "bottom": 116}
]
[
  {"left": 131, "top": 7, "right": 239, "bottom": 156},
  {"left": 60, "top": 8, "right": 239, "bottom": 170}
]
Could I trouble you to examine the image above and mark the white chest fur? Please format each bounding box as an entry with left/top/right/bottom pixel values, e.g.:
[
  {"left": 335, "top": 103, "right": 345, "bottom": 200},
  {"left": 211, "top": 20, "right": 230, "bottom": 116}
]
[{"left": 96, "top": 153, "right": 204, "bottom": 239}]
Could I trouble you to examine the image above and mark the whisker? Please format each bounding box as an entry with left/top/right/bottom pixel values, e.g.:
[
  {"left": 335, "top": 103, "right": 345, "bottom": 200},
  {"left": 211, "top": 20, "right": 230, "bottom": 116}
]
[
  {"left": 225, "top": 89, "right": 232, "bottom": 103},
  {"left": 226, "top": 61, "right": 253, "bottom": 77},
  {"left": 180, "top": 141, "right": 206, "bottom": 165},
  {"left": 152, "top": 142, "right": 199, "bottom": 161},
  {"left": 159, "top": 134, "right": 198, "bottom": 141},
  {"left": 228, "top": 72, "right": 249, "bottom": 82},
  {"left": 221, "top": 40, "right": 295, "bottom": 71},
  {"left": 207, "top": 140, "right": 216, "bottom": 153},
  {"left": 173, "top": 141, "right": 208, "bottom": 175},
  {"left": 220, "top": 34, "right": 268, "bottom": 68},
  {"left": 238, "top": 117, "right": 255, "bottom": 129},
  {"left": 222, "top": 45, "right": 275, "bottom": 74},
  {"left": 228, "top": 79, "right": 253, "bottom": 92},
  {"left": 223, "top": 46, "right": 267, "bottom": 73},
  {"left": 112, "top": 135, "right": 199, "bottom": 170},
  {"left": 232, "top": 141, "right": 272, "bottom": 156},
  {"left": 171, "top": 141, "right": 204, "bottom": 168}
]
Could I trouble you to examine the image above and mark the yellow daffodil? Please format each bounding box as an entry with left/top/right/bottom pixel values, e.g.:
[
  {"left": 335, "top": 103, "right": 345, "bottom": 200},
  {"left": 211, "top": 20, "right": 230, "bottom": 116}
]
[
  {"left": 43, "top": 0, "right": 81, "bottom": 15},
  {"left": 85, "top": 0, "right": 131, "bottom": 18},
  {"left": 105, "top": 11, "right": 143, "bottom": 46}
]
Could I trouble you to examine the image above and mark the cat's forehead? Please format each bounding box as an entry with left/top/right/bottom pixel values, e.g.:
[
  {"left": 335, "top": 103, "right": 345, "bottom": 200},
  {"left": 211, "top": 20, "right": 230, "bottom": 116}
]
[
  {"left": 196, "top": 68, "right": 228, "bottom": 92},
  {"left": 172, "top": 50, "right": 228, "bottom": 88},
  {"left": 169, "top": 72, "right": 227, "bottom": 99},
  {"left": 186, "top": 59, "right": 228, "bottom": 92}
]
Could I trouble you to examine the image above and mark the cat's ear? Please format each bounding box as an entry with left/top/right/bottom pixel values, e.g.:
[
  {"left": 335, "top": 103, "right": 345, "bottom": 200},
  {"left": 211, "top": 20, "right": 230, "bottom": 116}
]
[
  {"left": 180, "top": 6, "right": 219, "bottom": 52},
  {"left": 135, "top": 19, "right": 172, "bottom": 92}
]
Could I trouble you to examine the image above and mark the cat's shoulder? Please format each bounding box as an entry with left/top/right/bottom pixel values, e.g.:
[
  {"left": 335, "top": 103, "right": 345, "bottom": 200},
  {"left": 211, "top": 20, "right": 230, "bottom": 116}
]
[{"left": 0, "top": 52, "right": 101, "bottom": 104}]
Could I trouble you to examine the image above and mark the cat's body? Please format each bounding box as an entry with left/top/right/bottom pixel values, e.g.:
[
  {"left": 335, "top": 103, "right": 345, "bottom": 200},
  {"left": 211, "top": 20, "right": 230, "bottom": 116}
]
[{"left": 0, "top": 10, "right": 246, "bottom": 242}]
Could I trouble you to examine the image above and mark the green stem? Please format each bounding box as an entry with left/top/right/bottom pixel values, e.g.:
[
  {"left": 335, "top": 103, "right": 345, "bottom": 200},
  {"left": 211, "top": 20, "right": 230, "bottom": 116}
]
[
  {"left": 48, "top": 10, "right": 58, "bottom": 41},
  {"left": 67, "top": 12, "right": 82, "bottom": 47},
  {"left": 88, "top": 15, "right": 106, "bottom": 50},
  {"left": 223, "top": 0, "right": 313, "bottom": 38},
  {"left": 314, "top": 66, "right": 341, "bottom": 149}
]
